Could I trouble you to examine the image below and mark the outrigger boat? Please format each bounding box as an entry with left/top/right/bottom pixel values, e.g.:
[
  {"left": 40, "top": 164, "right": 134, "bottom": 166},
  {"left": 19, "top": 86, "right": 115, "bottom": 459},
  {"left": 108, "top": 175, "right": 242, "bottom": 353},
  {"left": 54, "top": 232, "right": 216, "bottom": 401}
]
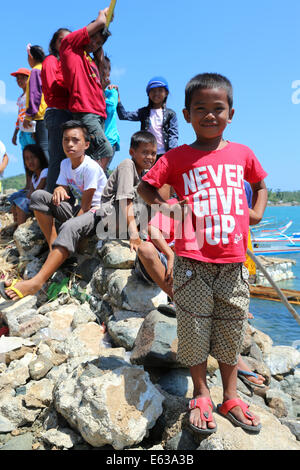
[
  {"left": 251, "top": 220, "right": 300, "bottom": 255},
  {"left": 250, "top": 284, "right": 300, "bottom": 305}
]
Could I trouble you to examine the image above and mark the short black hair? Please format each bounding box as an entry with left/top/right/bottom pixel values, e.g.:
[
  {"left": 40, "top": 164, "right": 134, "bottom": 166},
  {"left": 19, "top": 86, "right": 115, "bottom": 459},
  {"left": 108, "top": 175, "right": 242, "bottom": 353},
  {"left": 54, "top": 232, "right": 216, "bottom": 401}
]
[
  {"left": 130, "top": 131, "right": 157, "bottom": 150},
  {"left": 61, "top": 120, "right": 90, "bottom": 142},
  {"left": 49, "top": 28, "right": 71, "bottom": 58},
  {"left": 29, "top": 45, "right": 46, "bottom": 63},
  {"left": 185, "top": 73, "right": 233, "bottom": 111}
]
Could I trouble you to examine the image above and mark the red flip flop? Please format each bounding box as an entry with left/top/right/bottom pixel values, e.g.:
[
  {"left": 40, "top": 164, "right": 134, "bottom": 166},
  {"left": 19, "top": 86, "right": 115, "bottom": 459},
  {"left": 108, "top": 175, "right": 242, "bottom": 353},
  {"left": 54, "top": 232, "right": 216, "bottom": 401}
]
[
  {"left": 188, "top": 397, "right": 217, "bottom": 435},
  {"left": 217, "top": 398, "right": 261, "bottom": 433}
]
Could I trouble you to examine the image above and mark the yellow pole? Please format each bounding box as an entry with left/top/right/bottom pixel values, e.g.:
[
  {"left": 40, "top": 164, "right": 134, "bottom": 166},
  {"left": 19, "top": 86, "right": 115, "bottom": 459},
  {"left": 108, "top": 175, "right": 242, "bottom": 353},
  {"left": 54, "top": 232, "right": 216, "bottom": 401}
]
[{"left": 106, "top": 0, "right": 117, "bottom": 28}]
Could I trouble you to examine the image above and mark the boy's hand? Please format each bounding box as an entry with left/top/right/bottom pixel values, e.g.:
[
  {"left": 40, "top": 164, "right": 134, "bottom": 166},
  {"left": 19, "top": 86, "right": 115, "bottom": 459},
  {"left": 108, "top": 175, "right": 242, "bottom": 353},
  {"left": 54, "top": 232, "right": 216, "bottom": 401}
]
[
  {"left": 52, "top": 187, "right": 70, "bottom": 206},
  {"left": 165, "top": 251, "right": 174, "bottom": 286},
  {"left": 23, "top": 119, "right": 31, "bottom": 130},
  {"left": 161, "top": 198, "right": 190, "bottom": 221},
  {"left": 97, "top": 7, "right": 109, "bottom": 25},
  {"left": 129, "top": 235, "right": 142, "bottom": 253}
]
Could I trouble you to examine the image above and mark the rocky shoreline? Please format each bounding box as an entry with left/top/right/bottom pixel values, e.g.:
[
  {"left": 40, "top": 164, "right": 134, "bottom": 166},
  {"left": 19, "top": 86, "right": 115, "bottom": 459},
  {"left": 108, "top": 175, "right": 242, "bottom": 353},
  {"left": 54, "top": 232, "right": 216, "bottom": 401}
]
[{"left": 0, "top": 215, "right": 299, "bottom": 451}]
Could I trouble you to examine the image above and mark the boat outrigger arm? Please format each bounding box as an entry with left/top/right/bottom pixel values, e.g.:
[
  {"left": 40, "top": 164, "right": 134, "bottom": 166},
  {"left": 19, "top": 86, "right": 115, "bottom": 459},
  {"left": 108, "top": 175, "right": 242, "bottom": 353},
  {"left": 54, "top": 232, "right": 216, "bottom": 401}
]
[{"left": 247, "top": 249, "right": 300, "bottom": 327}]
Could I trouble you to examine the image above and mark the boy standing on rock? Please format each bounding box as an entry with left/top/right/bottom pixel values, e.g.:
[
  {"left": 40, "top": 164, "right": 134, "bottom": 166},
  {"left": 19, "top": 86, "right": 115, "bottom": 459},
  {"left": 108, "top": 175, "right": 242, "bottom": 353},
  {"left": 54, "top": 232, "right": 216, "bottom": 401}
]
[{"left": 138, "top": 73, "right": 268, "bottom": 434}]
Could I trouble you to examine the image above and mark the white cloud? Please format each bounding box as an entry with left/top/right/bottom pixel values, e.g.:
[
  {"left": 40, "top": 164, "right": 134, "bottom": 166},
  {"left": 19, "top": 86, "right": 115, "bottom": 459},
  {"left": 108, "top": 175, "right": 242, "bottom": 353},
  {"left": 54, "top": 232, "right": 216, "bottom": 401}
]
[
  {"left": 111, "top": 67, "right": 126, "bottom": 79},
  {"left": 0, "top": 100, "right": 17, "bottom": 114}
]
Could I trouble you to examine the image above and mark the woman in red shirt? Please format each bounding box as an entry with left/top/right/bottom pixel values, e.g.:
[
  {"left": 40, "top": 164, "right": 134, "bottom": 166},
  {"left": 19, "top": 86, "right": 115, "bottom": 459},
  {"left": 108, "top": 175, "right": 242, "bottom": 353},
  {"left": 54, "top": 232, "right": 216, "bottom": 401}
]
[{"left": 41, "top": 28, "right": 72, "bottom": 193}]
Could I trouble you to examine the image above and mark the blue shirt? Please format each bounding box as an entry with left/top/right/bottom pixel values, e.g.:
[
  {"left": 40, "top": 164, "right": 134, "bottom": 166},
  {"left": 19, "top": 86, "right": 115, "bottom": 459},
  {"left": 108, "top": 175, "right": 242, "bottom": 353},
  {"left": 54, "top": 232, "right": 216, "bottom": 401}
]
[
  {"left": 105, "top": 88, "right": 120, "bottom": 151},
  {"left": 244, "top": 180, "right": 253, "bottom": 208}
]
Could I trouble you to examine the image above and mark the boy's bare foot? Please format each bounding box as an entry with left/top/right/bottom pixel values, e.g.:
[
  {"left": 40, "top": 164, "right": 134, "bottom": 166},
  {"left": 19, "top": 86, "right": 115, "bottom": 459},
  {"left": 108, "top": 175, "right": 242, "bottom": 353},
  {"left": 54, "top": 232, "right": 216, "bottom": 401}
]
[
  {"left": 4, "top": 279, "right": 42, "bottom": 301},
  {"left": 189, "top": 394, "right": 217, "bottom": 432}
]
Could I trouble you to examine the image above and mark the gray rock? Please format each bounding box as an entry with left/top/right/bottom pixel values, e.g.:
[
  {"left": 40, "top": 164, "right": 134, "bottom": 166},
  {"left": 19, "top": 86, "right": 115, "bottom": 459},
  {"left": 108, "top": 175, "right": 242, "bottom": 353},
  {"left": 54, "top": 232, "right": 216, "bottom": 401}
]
[
  {"left": 104, "top": 269, "right": 168, "bottom": 313},
  {"left": 165, "top": 430, "right": 197, "bottom": 450},
  {"left": 0, "top": 415, "right": 15, "bottom": 433},
  {"left": 29, "top": 356, "right": 54, "bottom": 380},
  {"left": 158, "top": 369, "right": 194, "bottom": 398},
  {"left": 263, "top": 346, "right": 300, "bottom": 375},
  {"left": 107, "top": 310, "right": 145, "bottom": 350},
  {"left": 0, "top": 432, "right": 33, "bottom": 451},
  {"left": 13, "top": 219, "right": 47, "bottom": 258},
  {"left": 41, "top": 427, "right": 81, "bottom": 449},
  {"left": 131, "top": 310, "right": 180, "bottom": 368},
  {"left": 53, "top": 362, "right": 164, "bottom": 450},
  {"left": 280, "top": 418, "right": 300, "bottom": 441},
  {"left": 98, "top": 240, "right": 137, "bottom": 269}
]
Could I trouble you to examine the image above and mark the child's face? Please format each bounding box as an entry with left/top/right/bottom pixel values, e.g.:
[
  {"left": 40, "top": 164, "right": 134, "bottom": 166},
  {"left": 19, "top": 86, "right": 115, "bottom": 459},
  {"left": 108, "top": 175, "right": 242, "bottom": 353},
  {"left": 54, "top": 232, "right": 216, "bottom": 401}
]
[
  {"left": 16, "top": 74, "right": 28, "bottom": 91},
  {"left": 130, "top": 142, "right": 157, "bottom": 174},
  {"left": 55, "top": 30, "right": 70, "bottom": 53},
  {"left": 148, "top": 87, "right": 168, "bottom": 107},
  {"left": 62, "top": 128, "right": 90, "bottom": 161},
  {"left": 86, "top": 31, "right": 106, "bottom": 53},
  {"left": 24, "top": 150, "right": 40, "bottom": 173},
  {"left": 183, "top": 87, "right": 234, "bottom": 141},
  {"left": 101, "top": 60, "right": 111, "bottom": 89}
]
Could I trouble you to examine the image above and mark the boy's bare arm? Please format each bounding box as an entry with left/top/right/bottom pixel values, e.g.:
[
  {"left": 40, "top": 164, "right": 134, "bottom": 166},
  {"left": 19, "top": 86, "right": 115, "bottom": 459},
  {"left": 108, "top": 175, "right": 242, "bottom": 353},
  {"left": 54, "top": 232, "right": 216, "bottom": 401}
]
[
  {"left": 249, "top": 180, "right": 268, "bottom": 225},
  {"left": 86, "top": 8, "right": 109, "bottom": 37},
  {"left": 0, "top": 154, "right": 9, "bottom": 173},
  {"left": 138, "top": 180, "right": 189, "bottom": 220},
  {"left": 120, "top": 199, "right": 141, "bottom": 252},
  {"left": 76, "top": 188, "right": 96, "bottom": 216}
]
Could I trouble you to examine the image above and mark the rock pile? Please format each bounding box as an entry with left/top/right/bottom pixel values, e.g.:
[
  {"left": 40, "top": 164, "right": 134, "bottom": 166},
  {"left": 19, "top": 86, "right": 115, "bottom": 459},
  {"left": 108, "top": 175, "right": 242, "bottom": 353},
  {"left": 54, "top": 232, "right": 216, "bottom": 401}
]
[{"left": 0, "top": 217, "right": 299, "bottom": 451}]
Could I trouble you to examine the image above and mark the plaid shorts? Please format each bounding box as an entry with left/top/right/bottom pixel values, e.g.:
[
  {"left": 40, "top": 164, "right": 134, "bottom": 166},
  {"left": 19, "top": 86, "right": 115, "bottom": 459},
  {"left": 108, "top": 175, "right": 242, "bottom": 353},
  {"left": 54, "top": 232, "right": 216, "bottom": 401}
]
[{"left": 173, "top": 255, "right": 249, "bottom": 367}]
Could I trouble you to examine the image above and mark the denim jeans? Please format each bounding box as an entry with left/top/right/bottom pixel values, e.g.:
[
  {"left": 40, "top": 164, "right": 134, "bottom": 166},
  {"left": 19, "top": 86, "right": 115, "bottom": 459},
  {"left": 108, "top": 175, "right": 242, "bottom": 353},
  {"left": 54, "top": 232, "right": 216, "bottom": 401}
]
[
  {"left": 35, "top": 119, "right": 49, "bottom": 163},
  {"left": 44, "top": 108, "right": 72, "bottom": 193},
  {"left": 73, "top": 112, "right": 113, "bottom": 162}
]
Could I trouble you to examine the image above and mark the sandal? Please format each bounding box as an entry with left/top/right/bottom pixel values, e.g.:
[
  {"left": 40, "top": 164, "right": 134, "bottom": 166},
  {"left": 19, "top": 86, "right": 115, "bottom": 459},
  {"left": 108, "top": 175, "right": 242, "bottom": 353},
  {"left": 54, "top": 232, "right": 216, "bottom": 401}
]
[
  {"left": 188, "top": 397, "right": 217, "bottom": 435},
  {"left": 238, "top": 369, "right": 266, "bottom": 389},
  {"left": 217, "top": 398, "right": 261, "bottom": 433},
  {"left": 0, "top": 279, "right": 24, "bottom": 301}
]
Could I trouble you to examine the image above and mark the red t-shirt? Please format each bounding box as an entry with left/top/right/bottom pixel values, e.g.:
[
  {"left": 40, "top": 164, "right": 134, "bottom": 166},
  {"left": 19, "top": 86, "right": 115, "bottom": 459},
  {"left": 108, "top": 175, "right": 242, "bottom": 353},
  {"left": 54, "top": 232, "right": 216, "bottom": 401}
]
[
  {"left": 60, "top": 27, "right": 106, "bottom": 117},
  {"left": 41, "top": 55, "right": 69, "bottom": 109},
  {"left": 142, "top": 143, "right": 268, "bottom": 264}
]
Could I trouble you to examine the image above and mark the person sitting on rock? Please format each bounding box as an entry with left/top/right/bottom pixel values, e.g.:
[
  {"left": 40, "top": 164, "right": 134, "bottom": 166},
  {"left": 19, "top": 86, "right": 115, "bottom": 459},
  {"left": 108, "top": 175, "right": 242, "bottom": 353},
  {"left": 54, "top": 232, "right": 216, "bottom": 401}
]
[
  {"left": 96, "top": 130, "right": 157, "bottom": 252},
  {"left": 0, "top": 120, "right": 107, "bottom": 301}
]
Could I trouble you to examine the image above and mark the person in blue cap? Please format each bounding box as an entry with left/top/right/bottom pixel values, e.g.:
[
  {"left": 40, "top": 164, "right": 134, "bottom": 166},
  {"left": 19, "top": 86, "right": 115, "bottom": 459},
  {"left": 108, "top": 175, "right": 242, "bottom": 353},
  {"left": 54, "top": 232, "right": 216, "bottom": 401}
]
[{"left": 116, "top": 76, "right": 179, "bottom": 160}]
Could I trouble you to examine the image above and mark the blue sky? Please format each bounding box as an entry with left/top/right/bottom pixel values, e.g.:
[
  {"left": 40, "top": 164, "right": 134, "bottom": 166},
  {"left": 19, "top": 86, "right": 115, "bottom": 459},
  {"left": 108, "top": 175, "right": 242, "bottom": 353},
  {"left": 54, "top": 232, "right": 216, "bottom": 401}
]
[{"left": 0, "top": 0, "right": 299, "bottom": 190}]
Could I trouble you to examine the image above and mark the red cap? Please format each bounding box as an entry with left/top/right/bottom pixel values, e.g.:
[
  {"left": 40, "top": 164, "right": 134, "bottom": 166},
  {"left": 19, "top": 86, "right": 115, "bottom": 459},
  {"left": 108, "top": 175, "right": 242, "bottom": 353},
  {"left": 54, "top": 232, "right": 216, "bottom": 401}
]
[{"left": 10, "top": 68, "right": 31, "bottom": 77}]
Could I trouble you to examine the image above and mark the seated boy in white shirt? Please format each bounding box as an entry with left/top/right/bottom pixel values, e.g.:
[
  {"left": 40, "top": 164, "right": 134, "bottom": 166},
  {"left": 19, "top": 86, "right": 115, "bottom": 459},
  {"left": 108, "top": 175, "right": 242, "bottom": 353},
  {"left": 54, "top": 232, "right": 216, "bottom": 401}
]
[{"left": 1, "top": 120, "right": 107, "bottom": 301}]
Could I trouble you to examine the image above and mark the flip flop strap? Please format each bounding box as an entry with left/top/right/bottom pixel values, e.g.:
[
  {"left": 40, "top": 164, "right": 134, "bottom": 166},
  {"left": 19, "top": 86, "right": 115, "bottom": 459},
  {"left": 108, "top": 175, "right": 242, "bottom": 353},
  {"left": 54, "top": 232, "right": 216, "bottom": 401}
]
[
  {"left": 6, "top": 279, "right": 24, "bottom": 299},
  {"left": 189, "top": 397, "right": 213, "bottom": 422},
  {"left": 238, "top": 369, "right": 259, "bottom": 379},
  {"left": 219, "top": 399, "right": 254, "bottom": 421}
]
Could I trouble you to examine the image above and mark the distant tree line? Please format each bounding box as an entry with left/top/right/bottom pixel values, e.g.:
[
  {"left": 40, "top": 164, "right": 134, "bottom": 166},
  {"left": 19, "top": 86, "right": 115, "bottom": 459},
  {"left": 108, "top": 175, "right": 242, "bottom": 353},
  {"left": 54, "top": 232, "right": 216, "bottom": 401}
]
[
  {"left": 1, "top": 175, "right": 299, "bottom": 204},
  {"left": 267, "top": 189, "right": 300, "bottom": 203},
  {"left": 2, "top": 174, "right": 26, "bottom": 192}
]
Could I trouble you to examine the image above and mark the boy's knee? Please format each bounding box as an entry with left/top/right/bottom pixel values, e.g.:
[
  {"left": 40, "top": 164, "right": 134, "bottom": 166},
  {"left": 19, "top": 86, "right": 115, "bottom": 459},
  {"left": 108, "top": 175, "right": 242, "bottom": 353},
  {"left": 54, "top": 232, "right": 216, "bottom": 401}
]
[
  {"left": 138, "top": 241, "right": 156, "bottom": 261},
  {"left": 30, "top": 189, "right": 49, "bottom": 205}
]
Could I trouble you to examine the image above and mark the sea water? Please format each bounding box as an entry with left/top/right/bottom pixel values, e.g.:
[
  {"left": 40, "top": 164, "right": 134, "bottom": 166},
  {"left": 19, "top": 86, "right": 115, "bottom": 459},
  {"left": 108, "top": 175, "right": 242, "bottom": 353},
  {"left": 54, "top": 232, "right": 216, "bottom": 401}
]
[{"left": 249, "top": 205, "right": 300, "bottom": 349}]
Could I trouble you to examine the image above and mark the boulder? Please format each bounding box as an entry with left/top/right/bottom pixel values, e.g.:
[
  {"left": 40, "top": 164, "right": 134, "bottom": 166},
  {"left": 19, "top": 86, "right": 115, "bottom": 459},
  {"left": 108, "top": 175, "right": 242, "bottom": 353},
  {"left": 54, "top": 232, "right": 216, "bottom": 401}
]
[
  {"left": 13, "top": 219, "right": 47, "bottom": 258},
  {"left": 98, "top": 240, "right": 137, "bottom": 269},
  {"left": 53, "top": 361, "right": 164, "bottom": 450},
  {"left": 104, "top": 269, "right": 168, "bottom": 313},
  {"left": 263, "top": 346, "right": 300, "bottom": 375},
  {"left": 130, "top": 310, "right": 180, "bottom": 368},
  {"left": 107, "top": 310, "right": 145, "bottom": 350},
  {"left": 54, "top": 322, "right": 107, "bottom": 358}
]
